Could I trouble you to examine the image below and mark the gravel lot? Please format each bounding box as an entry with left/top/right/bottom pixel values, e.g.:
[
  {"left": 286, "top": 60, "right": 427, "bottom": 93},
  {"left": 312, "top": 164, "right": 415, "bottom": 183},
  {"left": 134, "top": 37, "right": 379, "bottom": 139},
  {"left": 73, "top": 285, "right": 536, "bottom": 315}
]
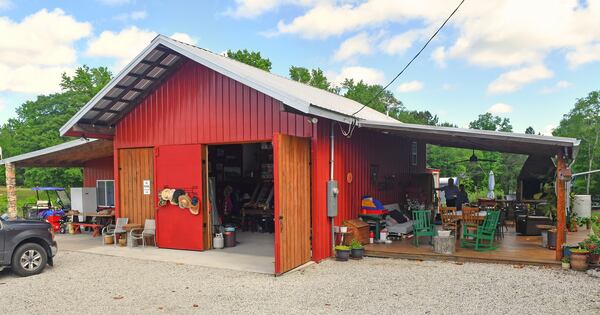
[{"left": 1, "top": 251, "right": 599, "bottom": 314}]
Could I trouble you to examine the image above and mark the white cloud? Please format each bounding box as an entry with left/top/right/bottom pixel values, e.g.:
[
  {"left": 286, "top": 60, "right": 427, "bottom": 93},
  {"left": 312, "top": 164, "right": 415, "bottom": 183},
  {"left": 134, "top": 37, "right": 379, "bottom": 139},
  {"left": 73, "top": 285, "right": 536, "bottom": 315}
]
[
  {"left": 333, "top": 32, "right": 372, "bottom": 61},
  {"left": 397, "top": 80, "right": 424, "bottom": 93},
  {"left": 259, "top": 0, "right": 600, "bottom": 78},
  {"left": 170, "top": 32, "right": 197, "bottom": 45},
  {"left": 0, "top": 0, "right": 12, "bottom": 10},
  {"left": 329, "top": 66, "right": 385, "bottom": 86},
  {"left": 540, "top": 80, "right": 573, "bottom": 94},
  {"left": 487, "top": 103, "right": 513, "bottom": 114},
  {"left": 0, "top": 9, "right": 92, "bottom": 94},
  {"left": 380, "top": 29, "right": 423, "bottom": 55},
  {"left": 487, "top": 65, "right": 553, "bottom": 94},
  {"left": 86, "top": 27, "right": 196, "bottom": 69},
  {"left": 226, "top": 0, "right": 319, "bottom": 18},
  {"left": 115, "top": 10, "right": 147, "bottom": 21}
]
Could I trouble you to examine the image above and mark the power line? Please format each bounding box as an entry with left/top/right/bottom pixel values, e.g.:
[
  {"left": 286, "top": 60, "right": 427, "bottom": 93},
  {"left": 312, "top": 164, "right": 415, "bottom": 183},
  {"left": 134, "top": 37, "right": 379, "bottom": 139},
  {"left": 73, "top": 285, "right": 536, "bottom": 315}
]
[{"left": 350, "top": 0, "right": 466, "bottom": 118}]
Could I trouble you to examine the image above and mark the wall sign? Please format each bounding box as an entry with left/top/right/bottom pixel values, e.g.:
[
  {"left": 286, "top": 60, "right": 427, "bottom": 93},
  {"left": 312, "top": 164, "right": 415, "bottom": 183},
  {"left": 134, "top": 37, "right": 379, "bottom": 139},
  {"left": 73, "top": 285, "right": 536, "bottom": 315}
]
[{"left": 143, "top": 180, "right": 151, "bottom": 195}]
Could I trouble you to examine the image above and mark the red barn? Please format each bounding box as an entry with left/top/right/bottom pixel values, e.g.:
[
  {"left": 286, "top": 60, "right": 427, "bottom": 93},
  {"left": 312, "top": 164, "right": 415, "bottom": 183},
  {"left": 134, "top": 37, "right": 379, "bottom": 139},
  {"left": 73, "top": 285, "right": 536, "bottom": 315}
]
[{"left": 2, "top": 35, "right": 579, "bottom": 274}]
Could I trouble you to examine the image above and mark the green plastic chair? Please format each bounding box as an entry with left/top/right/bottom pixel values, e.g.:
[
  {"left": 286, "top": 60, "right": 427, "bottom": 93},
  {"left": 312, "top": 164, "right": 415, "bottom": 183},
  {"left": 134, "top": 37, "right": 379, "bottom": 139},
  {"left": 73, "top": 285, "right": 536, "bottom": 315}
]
[
  {"left": 474, "top": 210, "right": 500, "bottom": 251},
  {"left": 412, "top": 210, "right": 436, "bottom": 247}
]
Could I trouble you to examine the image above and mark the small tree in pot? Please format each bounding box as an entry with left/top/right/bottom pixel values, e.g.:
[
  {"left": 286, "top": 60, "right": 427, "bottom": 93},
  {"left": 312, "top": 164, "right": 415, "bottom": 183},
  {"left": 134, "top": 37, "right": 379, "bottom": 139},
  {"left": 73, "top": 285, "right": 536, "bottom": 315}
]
[
  {"left": 335, "top": 245, "right": 351, "bottom": 261},
  {"left": 349, "top": 239, "right": 365, "bottom": 260}
]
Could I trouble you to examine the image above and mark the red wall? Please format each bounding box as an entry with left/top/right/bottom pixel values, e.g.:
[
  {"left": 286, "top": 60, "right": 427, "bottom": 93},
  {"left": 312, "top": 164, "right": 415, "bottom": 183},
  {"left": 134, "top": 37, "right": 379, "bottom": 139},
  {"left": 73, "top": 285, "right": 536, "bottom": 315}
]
[
  {"left": 114, "top": 60, "right": 312, "bottom": 148},
  {"left": 83, "top": 156, "right": 114, "bottom": 187},
  {"left": 310, "top": 120, "right": 427, "bottom": 261},
  {"left": 112, "top": 59, "right": 426, "bottom": 262}
]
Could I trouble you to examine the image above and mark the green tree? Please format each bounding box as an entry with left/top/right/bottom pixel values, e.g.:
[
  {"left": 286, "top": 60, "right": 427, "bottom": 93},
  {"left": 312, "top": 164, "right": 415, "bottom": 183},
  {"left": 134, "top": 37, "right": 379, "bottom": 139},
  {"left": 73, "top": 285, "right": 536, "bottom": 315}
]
[
  {"left": 0, "top": 66, "right": 112, "bottom": 188},
  {"left": 340, "top": 79, "right": 404, "bottom": 117},
  {"left": 469, "top": 113, "right": 513, "bottom": 132},
  {"left": 226, "top": 49, "right": 272, "bottom": 72},
  {"left": 554, "top": 90, "right": 600, "bottom": 195},
  {"left": 525, "top": 126, "right": 535, "bottom": 134},
  {"left": 397, "top": 110, "right": 439, "bottom": 125},
  {"left": 289, "top": 66, "right": 337, "bottom": 93}
]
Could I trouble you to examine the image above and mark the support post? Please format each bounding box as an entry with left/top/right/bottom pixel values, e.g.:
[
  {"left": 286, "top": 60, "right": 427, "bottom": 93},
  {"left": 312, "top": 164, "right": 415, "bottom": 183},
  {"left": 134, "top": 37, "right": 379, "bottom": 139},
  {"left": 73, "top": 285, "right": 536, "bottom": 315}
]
[
  {"left": 555, "top": 154, "right": 567, "bottom": 261},
  {"left": 5, "top": 162, "right": 17, "bottom": 220}
]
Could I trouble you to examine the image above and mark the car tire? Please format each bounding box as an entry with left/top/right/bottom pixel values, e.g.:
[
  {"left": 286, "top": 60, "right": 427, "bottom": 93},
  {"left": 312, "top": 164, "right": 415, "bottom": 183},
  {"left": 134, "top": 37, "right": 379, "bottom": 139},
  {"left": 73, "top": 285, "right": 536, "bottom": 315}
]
[{"left": 11, "top": 243, "right": 48, "bottom": 277}]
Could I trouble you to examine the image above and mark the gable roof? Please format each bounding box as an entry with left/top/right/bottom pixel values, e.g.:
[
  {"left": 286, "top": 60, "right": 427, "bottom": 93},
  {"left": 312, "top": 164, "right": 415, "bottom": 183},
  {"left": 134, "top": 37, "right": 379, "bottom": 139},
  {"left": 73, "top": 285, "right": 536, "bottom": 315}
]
[{"left": 60, "top": 35, "right": 396, "bottom": 137}]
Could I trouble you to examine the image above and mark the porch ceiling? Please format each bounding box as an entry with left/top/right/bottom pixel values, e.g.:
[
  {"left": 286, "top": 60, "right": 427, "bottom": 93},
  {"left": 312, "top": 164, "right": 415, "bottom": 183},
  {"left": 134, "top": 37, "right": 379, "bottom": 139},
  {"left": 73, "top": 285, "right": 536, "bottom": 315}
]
[
  {"left": 360, "top": 120, "right": 580, "bottom": 158},
  {"left": 0, "top": 139, "right": 113, "bottom": 167}
]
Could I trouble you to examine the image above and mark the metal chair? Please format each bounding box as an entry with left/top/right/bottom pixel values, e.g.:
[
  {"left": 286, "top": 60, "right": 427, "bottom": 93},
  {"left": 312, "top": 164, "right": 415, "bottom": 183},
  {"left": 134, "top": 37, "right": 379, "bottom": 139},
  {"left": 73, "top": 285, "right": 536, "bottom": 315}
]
[
  {"left": 102, "top": 217, "right": 128, "bottom": 246},
  {"left": 129, "top": 219, "right": 156, "bottom": 247}
]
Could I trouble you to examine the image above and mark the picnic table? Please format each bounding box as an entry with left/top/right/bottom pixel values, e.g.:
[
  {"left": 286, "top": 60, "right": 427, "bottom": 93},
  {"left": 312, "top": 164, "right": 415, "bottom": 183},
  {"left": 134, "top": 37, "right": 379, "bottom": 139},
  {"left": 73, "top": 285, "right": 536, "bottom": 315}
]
[{"left": 71, "top": 213, "right": 115, "bottom": 237}]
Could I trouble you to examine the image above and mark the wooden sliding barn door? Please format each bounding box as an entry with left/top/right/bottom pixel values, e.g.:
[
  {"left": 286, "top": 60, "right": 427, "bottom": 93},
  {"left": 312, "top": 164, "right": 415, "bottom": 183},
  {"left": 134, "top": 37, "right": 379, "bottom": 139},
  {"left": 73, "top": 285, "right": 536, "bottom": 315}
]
[
  {"left": 274, "top": 134, "right": 311, "bottom": 275},
  {"left": 118, "top": 148, "right": 155, "bottom": 225}
]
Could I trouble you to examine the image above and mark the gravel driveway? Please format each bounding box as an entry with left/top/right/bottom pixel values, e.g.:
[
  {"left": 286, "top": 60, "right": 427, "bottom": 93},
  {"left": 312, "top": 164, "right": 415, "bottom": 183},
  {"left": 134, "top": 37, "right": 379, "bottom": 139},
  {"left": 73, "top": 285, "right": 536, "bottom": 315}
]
[{"left": 1, "top": 251, "right": 598, "bottom": 314}]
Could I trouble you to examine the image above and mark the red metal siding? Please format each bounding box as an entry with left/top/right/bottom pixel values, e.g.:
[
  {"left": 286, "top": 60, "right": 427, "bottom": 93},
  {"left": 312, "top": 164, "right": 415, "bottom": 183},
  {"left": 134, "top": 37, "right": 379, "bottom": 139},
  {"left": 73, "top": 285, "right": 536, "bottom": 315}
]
[
  {"left": 311, "top": 120, "right": 427, "bottom": 260},
  {"left": 83, "top": 156, "right": 114, "bottom": 187},
  {"left": 114, "top": 60, "right": 312, "bottom": 148}
]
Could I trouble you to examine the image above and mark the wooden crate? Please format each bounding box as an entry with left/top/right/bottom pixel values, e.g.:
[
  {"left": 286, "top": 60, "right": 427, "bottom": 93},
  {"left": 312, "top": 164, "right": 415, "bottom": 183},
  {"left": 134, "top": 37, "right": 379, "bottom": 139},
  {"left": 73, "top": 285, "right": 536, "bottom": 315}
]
[{"left": 343, "top": 219, "right": 370, "bottom": 245}]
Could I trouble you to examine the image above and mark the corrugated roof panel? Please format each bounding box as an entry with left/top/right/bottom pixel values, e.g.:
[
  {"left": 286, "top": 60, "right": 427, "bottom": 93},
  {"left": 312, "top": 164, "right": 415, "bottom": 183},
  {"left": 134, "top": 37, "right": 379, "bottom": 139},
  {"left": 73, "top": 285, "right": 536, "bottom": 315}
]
[
  {"left": 117, "top": 75, "right": 137, "bottom": 87},
  {"left": 123, "top": 90, "right": 140, "bottom": 101},
  {"left": 160, "top": 54, "right": 179, "bottom": 66},
  {"left": 99, "top": 112, "right": 116, "bottom": 122},
  {"left": 145, "top": 50, "right": 164, "bottom": 62},
  {"left": 134, "top": 79, "right": 153, "bottom": 90},
  {"left": 95, "top": 99, "right": 112, "bottom": 109},
  {"left": 111, "top": 101, "right": 128, "bottom": 111},
  {"left": 105, "top": 88, "right": 124, "bottom": 98},
  {"left": 131, "top": 63, "right": 150, "bottom": 75},
  {"left": 82, "top": 110, "right": 98, "bottom": 120},
  {"left": 147, "top": 66, "right": 166, "bottom": 78}
]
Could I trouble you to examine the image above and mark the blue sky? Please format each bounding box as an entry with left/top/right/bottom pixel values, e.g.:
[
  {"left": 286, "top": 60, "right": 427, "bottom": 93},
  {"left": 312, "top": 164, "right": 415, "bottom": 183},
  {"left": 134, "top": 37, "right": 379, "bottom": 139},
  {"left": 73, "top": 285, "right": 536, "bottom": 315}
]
[{"left": 0, "top": 0, "right": 599, "bottom": 135}]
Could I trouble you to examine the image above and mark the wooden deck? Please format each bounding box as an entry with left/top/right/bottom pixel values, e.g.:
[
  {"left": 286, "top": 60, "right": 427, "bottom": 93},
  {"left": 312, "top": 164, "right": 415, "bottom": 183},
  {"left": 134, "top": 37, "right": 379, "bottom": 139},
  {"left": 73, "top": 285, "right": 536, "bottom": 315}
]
[{"left": 365, "top": 227, "right": 590, "bottom": 266}]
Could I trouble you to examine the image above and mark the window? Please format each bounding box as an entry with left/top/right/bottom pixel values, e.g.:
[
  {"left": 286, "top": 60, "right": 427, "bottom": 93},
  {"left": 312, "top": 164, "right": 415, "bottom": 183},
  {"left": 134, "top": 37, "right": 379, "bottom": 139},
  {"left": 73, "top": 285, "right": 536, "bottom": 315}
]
[
  {"left": 411, "top": 141, "right": 418, "bottom": 166},
  {"left": 97, "top": 180, "right": 115, "bottom": 207}
]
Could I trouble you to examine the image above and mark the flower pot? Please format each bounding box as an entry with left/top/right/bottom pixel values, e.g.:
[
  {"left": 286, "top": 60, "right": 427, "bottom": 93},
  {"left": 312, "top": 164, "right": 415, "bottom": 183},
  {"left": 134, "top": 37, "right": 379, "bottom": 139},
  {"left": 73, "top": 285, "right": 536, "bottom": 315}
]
[
  {"left": 336, "top": 249, "right": 350, "bottom": 261},
  {"left": 589, "top": 253, "right": 600, "bottom": 265},
  {"left": 561, "top": 262, "right": 570, "bottom": 270},
  {"left": 570, "top": 253, "right": 589, "bottom": 271},
  {"left": 351, "top": 248, "right": 364, "bottom": 260}
]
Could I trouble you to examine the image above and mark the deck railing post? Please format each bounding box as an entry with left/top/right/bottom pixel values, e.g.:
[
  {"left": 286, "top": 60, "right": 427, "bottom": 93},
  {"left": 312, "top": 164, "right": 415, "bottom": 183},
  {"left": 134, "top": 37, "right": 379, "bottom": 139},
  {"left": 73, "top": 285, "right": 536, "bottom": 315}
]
[
  {"left": 5, "top": 162, "right": 17, "bottom": 220},
  {"left": 555, "top": 153, "right": 567, "bottom": 261}
]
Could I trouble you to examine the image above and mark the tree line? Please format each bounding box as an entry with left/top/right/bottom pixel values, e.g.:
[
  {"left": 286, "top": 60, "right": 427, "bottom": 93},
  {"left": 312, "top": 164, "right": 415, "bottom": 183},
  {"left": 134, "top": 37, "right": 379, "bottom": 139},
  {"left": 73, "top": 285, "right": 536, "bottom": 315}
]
[{"left": 0, "top": 49, "right": 597, "bottom": 199}]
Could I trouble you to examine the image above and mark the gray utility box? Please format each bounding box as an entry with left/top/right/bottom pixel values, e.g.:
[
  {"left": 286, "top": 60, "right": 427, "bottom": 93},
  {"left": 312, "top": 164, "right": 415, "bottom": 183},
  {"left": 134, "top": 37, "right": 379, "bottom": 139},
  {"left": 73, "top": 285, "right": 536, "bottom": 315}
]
[{"left": 327, "top": 180, "right": 338, "bottom": 217}]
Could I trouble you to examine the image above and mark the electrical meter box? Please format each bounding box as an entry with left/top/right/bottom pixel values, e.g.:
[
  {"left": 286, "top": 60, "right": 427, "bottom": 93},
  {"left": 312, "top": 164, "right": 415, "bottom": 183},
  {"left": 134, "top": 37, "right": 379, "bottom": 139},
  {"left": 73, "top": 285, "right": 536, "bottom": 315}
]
[{"left": 327, "top": 180, "right": 338, "bottom": 217}]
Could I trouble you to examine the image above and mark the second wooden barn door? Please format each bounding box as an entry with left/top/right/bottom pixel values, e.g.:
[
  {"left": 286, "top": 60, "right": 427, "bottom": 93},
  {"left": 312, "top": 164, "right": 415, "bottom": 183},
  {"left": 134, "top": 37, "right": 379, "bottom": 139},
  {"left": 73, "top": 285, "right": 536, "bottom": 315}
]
[
  {"left": 274, "top": 134, "right": 311, "bottom": 275},
  {"left": 118, "top": 148, "right": 155, "bottom": 225}
]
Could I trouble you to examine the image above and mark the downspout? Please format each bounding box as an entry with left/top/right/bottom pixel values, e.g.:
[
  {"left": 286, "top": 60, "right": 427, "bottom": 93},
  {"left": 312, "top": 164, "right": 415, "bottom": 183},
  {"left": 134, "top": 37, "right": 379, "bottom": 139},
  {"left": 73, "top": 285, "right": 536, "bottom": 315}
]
[{"left": 330, "top": 121, "right": 335, "bottom": 252}]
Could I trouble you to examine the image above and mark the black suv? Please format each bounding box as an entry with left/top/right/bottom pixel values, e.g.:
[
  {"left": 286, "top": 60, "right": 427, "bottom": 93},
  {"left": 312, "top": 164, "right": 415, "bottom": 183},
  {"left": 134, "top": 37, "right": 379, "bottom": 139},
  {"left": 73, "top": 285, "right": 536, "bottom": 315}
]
[{"left": 0, "top": 214, "right": 58, "bottom": 276}]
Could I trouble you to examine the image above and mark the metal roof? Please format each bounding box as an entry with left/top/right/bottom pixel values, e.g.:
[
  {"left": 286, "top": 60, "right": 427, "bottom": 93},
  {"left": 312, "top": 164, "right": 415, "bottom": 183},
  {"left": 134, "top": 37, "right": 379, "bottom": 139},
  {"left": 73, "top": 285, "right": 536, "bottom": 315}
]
[
  {"left": 60, "top": 35, "right": 396, "bottom": 137},
  {"left": 359, "top": 120, "right": 580, "bottom": 158},
  {"left": 0, "top": 138, "right": 113, "bottom": 167}
]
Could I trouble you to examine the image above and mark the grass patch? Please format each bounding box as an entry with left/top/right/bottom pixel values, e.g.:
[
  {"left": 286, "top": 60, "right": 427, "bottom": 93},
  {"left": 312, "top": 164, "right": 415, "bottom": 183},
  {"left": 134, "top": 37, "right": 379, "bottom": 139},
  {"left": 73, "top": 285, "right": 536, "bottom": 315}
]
[{"left": 0, "top": 187, "right": 39, "bottom": 216}]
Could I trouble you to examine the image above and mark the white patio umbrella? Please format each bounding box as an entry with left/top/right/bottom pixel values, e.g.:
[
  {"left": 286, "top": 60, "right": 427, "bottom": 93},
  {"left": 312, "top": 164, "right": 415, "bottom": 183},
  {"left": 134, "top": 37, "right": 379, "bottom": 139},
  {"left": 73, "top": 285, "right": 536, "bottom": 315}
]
[{"left": 487, "top": 170, "right": 495, "bottom": 199}]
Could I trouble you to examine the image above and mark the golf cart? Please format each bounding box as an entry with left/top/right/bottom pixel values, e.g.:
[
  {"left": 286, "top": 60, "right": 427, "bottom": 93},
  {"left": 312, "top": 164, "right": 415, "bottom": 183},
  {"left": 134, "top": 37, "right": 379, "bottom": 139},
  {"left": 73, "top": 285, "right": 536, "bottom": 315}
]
[{"left": 23, "top": 187, "right": 71, "bottom": 233}]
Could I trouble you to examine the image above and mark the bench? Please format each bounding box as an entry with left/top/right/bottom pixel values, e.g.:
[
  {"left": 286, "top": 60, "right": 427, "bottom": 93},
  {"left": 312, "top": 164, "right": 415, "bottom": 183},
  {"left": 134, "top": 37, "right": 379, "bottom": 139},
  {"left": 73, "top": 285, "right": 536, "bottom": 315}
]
[{"left": 71, "top": 223, "right": 103, "bottom": 237}]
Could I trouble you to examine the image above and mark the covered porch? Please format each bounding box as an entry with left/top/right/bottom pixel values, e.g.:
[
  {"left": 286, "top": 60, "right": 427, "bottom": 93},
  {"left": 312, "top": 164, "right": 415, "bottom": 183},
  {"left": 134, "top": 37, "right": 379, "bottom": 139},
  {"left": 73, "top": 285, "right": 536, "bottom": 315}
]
[{"left": 355, "top": 120, "right": 580, "bottom": 264}]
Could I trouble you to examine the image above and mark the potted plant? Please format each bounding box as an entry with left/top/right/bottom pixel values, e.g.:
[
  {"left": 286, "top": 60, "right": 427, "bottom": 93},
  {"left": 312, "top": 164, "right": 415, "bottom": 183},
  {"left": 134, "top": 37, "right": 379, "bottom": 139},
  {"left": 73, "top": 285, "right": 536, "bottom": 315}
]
[
  {"left": 581, "top": 234, "right": 600, "bottom": 265},
  {"left": 569, "top": 248, "right": 589, "bottom": 271},
  {"left": 335, "top": 245, "right": 351, "bottom": 261},
  {"left": 349, "top": 239, "right": 365, "bottom": 260},
  {"left": 577, "top": 217, "right": 592, "bottom": 230},
  {"left": 561, "top": 256, "right": 570, "bottom": 270}
]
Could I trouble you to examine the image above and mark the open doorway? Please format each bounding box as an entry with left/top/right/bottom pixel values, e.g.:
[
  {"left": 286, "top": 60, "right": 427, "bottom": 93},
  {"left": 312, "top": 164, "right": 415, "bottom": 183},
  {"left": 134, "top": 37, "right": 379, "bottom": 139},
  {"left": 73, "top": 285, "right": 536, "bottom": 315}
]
[{"left": 207, "top": 142, "right": 274, "bottom": 260}]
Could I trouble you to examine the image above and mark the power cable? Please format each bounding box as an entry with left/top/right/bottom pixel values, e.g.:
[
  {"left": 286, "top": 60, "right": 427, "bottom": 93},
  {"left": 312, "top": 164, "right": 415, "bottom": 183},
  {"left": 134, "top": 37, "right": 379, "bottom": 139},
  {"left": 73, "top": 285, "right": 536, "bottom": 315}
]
[{"left": 349, "top": 0, "right": 466, "bottom": 120}]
